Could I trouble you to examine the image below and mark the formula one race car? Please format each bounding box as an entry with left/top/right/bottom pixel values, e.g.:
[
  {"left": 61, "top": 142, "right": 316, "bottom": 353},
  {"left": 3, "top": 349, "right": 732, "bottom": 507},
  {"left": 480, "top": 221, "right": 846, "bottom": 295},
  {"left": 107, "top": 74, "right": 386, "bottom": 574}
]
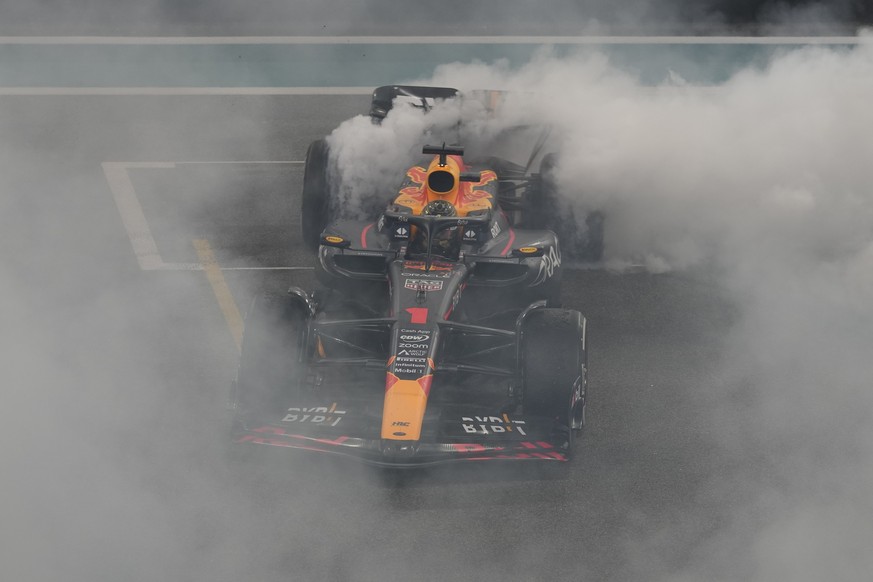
[
  {"left": 301, "top": 84, "right": 604, "bottom": 263},
  {"left": 229, "top": 86, "right": 591, "bottom": 466}
]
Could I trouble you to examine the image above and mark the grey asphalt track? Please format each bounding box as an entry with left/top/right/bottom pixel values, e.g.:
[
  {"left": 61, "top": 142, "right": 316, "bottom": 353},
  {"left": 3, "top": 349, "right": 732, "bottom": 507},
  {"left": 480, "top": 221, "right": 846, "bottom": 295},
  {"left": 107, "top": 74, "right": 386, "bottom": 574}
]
[
  {"left": 1, "top": 93, "right": 741, "bottom": 581},
  {"left": 1, "top": 0, "right": 869, "bottom": 35}
]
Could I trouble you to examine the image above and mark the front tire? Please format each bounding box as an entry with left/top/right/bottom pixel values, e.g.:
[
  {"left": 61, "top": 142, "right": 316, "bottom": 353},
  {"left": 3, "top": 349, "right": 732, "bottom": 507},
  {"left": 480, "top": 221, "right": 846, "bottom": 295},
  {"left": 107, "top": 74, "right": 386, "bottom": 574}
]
[
  {"left": 233, "top": 293, "right": 309, "bottom": 417},
  {"left": 521, "top": 308, "right": 588, "bottom": 432}
]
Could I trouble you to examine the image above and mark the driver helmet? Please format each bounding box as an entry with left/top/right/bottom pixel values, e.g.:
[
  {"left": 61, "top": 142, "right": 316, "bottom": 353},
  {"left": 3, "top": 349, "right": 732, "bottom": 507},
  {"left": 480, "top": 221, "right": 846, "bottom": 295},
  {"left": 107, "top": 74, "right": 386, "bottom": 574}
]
[
  {"left": 416, "top": 199, "right": 461, "bottom": 259},
  {"left": 422, "top": 199, "right": 456, "bottom": 217}
]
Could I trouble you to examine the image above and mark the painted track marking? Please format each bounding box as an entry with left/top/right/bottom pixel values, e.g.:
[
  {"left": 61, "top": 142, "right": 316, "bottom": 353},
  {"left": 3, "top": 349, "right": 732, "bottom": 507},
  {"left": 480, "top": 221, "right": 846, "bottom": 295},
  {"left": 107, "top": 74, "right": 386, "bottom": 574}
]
[
  {"left": 103, "top": 160, "right": 313, "bottom": 270},
  {"left": 103, "top": 161, "right": 171, "bottom": 269},
  {"left": 193, "top": 239, "right": 243, "bottom": 352},
  {"left": 1, "top": 35, "right": 869, "bottom": 45},
  {"left": 2, "top": 87, "right": 376, "bottom": 96},
  {"left": 5, "top": 35, "right": 868, "bottom": 96}
]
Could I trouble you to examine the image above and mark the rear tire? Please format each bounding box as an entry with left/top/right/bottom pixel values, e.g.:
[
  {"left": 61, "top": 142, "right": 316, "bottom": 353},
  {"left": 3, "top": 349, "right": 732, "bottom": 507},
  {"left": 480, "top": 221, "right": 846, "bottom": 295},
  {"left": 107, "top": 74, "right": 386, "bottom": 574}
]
[
  {"left": 301, "top": 138, "right": 336, "bottom": 250},
  {"left": 521, "top": 308, "right": 587, "bottom": 432},
  {"left": 530, "top": 153, "right": 604, "bottom": 262}
]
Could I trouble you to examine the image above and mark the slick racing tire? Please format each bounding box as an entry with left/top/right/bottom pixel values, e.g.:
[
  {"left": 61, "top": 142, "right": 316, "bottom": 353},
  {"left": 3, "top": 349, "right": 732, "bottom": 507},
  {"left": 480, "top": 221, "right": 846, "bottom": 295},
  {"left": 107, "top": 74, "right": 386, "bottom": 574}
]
[
  {"left": 301, "top": 138, "right": 337, "bottom": 251},
  {"left": 530, "top": 153, "right": 604, "bottom": 263},
  {"left": 521, "top": 308, "right": 588, "bottom": 432},
  {"left": 234, "top": 293, "right": 309, "bottom": 416}
]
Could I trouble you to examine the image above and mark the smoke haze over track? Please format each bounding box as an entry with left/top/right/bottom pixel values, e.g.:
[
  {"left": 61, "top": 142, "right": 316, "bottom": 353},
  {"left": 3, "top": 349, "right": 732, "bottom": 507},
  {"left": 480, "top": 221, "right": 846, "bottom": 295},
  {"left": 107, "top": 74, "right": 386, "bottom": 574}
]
[
  {"left": 2, "top": 2, "right": 873, "bottom": 581},
  {"left": 326, "top": 35, "right": 873, "bottom": 580}
]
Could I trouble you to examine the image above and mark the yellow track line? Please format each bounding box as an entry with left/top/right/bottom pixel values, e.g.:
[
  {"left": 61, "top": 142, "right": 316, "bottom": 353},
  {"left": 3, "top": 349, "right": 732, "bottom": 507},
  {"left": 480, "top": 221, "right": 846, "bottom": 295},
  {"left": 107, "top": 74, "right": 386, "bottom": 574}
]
[{"left": 193, "top": 239, "right": 243, "bottom": 352}]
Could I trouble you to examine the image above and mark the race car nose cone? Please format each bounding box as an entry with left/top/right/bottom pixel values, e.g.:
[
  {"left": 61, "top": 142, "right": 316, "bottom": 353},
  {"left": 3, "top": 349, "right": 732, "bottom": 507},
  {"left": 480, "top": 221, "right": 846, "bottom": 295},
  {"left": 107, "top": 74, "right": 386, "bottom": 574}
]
[{"left": 381, "top": 439, "right": 419, "bottom": 458}]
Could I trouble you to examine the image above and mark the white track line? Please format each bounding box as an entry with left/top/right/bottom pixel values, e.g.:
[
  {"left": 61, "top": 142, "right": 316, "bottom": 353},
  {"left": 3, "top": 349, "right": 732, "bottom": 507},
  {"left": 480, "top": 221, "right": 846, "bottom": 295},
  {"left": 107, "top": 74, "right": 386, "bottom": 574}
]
[
  {"left": 3, "top": 86, "right": 725, "bottom": 97},
  {"left": 103, "top": 161, "right": 171, "bottom": 270},
  {"left": 143, "top": 263, "right": 314, "bottom": 271},
  {"left": 0, "top": 87, "right": 375, "bottom": 96},
  {"left": 171, "top": 160, "right": 305, "bottom": 165},
  {"left": 103, "top": 160, "right": 314, "bottom": 271},
  {"left": 0, "top": 35, "right": 869, "bottom": 45},
  {"left": 4, "top": 35, "right": 866, "bottom": 96}
]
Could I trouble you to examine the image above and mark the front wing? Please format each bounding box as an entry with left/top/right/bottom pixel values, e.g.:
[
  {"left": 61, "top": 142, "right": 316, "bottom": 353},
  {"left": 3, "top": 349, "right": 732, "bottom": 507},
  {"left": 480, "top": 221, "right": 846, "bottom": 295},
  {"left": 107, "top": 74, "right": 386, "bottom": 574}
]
[{"left": 230, "top": 397, "right": 572, "bottom": 467}]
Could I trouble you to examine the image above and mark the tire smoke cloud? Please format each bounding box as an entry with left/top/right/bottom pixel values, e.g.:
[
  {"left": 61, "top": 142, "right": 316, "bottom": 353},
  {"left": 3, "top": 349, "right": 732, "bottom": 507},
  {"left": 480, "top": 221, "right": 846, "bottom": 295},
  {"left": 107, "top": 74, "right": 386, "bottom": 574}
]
[
  {"left": 3, "top": 3, "right": 873, "bottom": 581},
  {"left": 408, "top": 38, "right": 873, "bottom": 581},
  {"left": 326, "top": 34, "right": 873, "bottom": 579}
]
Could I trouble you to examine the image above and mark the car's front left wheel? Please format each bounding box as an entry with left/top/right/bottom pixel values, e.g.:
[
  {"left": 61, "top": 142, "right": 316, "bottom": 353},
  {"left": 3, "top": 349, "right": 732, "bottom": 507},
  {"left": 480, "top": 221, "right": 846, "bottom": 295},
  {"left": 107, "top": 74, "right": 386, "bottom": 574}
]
[{"left": 520, "top": 307, "right": 588, "bottom": 437}]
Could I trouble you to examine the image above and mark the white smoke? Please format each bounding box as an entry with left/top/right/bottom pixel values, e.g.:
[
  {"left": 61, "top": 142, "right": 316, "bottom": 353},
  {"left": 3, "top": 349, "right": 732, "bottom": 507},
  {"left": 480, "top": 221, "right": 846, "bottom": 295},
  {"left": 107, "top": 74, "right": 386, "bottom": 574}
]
[
  {"left": 4, "top": 4, "right": 873, "bottom": 580},
  {"left": 326, "top": 99, "right": 464, "bottom": 216},
  {"left": 324, "top": 36, "right": 873, "bottom": 580}
]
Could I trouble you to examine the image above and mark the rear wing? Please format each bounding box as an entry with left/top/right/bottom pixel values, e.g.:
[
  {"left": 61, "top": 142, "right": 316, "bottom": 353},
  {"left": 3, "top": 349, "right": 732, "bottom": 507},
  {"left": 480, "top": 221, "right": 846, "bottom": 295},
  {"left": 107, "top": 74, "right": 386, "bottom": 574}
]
[
  {"left": 369, "top": 85, "right": 518, "bottom": 122},
  {"left": 369, "top": 85, "right": 459, "bottom": 121}
]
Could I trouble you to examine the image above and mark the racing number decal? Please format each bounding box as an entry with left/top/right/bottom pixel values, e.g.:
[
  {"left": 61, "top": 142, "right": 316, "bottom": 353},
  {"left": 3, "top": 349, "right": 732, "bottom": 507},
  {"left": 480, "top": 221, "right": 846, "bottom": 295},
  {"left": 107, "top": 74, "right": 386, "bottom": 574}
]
[{"left": 405, "top": 307, "right": 428, "bottom": 324}]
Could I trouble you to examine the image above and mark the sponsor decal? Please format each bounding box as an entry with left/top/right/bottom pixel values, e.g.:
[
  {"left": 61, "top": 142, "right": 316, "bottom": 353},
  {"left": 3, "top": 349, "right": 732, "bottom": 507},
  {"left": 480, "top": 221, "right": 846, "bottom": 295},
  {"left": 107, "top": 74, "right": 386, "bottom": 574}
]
[
  {"left": 398, "top": 328, "right": 432, "bottom": 350},
  {"left": 403, "top": 260, "right": 452, "bottom": 271},
  {"left": 324, "top": 235, "right": 344, "bottom": 244},
  {"left": 377, "top": 214, "right": 386, "bottom": 232},
  {"left": 461, "top": 415, "right": 527, "bottom": 436},
  {"left": 535, "top": 245, "right": 561, "bottom": 283},
  {"left": 490, "top": 221, "right": 501, "bottom": 238},
  {"left": 461, "top": 185, "right": 494, "bottom": 203},
  {"left": 282, "top": 403, "right": 346, "bottom": 426},
  {"left": 353, "top": 251, "right": 389, "bottom": 257},
  {"left": 444, "top": 282, "right": 466, "bottom": 318},
  {"left": 449, "top": 443, "right": 496, "bottom": 453},
  {"left": 394, "top": 225, "right": 410, "bottom": 239},
  {"left": 405, "top": 278, "right": 443, "bottom": 291},
  {"left": 405, "top": 307, "right": 428, "bottom": 324},
  {"left": 463, "top": 227, "right": 478, "bottom": 243},
  {"left": 401, "top": 270, "right": 452, "bottom": 279},
  {"left": 431, "top": 261, "right": 454, "bottom": 270},
  {"left": 446, "top": 444, "right": 566, "bottom": 460},
  {"left": 392, "top": 344, "right": 430, "bottom": 376}
]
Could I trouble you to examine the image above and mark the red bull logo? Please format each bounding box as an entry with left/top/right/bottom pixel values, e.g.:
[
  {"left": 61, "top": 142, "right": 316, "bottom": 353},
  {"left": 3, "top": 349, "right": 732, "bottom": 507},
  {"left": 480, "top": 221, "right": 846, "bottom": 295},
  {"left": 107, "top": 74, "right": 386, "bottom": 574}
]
[
  {"left": 393, "top": 162, "right": 497, "bottom": 217},
  {"left": 404, "top": 165, "right": 428, "bottom": 188},
  {"left": 456, "top": 170, "right": 497, "bottom": 215}
]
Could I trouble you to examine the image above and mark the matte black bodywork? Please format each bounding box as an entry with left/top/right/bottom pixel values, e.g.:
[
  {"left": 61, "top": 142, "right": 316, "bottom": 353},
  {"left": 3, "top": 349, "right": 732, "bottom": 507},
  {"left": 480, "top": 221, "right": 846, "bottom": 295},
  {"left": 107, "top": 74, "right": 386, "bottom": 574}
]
[{"left": 231, "top": 212, "right": 578, "bottom": 466}]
